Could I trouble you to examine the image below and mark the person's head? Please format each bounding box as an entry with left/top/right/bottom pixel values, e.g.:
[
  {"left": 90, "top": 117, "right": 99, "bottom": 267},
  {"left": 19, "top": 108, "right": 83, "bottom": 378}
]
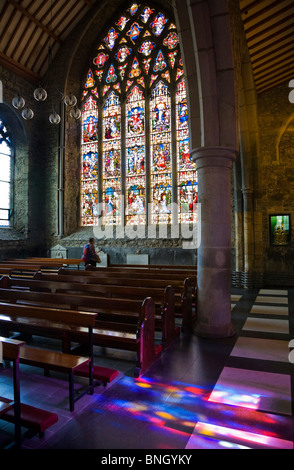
[{"left": 89, "top": 237, "right": 94, "bottom": 244}]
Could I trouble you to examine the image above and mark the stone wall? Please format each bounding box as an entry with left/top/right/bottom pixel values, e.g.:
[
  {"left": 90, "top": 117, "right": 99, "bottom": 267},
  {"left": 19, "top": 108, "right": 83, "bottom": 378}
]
[
  {"left": 0, "top": 66, "right": 49, "bottom": 259},
  {"left": 256, "top": 82, "right": 294, "bottom": 285}
]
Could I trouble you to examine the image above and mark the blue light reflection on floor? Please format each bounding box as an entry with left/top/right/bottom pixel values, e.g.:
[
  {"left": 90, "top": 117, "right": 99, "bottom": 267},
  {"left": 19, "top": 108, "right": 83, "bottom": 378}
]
[{"left": 90, "top": 374, "right": 293, "bottom": 449}]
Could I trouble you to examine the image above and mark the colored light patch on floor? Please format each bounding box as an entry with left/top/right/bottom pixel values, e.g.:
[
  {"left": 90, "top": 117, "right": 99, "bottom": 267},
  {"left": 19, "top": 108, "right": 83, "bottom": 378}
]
[
  {"left": 208, "top": 389, "right": 261, "bottom": 409},
  {"left": 186, "top": 433, "right": 251, "bottom": 449},
  {"left": 208, "top": 367, "right": 292, "bottom": 415},
  {"left": 98, "top": 375, "right": 208, "bottom": 438},
  {"left": 186, "top": 421, "right": 293, "bottom": 449}
]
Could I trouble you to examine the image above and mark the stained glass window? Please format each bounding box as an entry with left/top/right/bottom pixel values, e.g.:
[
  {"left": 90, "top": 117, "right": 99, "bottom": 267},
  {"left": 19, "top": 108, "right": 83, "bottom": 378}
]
[
  {"left": 80, "top": 3, "right": 197, "bottom": 228},
  {"left": 150, "top": 81, "right": 172, "bottom": 224},
  {"left": 176, "top": 79, "right": 198, "bottom": 223},
  {"left": 0, "top": 118, "right": 12, "bottom": 227},
  {"left": 102, "top": 92, "right": 121, "bottom": 225},
  {"left": 81, "top": 96, "right": 99, "bottom": 226}
]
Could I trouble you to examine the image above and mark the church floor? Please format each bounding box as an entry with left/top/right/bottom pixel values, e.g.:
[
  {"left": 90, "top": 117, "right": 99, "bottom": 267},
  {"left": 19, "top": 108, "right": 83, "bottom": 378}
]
[{"left": 0, "top": 287, "right": 294, "bottom": 455}]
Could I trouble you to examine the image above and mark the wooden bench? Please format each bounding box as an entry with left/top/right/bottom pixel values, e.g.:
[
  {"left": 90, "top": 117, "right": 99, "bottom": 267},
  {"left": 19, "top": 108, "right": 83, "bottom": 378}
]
[
  {"left": 84, "top": 264, "right": 197, "bottom": 276},
  {"left": 6, "top": 258, "right": 82, "bottom": 267},
  {"left": 84, "top": 262, "right": 197, "bottom": 300},
  {"left": 0, "top": 267, "right": 14, "bottom": 275},
  {"left": 0, "top": 258, "right": 82, "bottom": 278},
  {"left": 37, "top": 271, "right": 195, "bottom": 332},
  {"left": 110, "top": 263, "right": 196, "bottom": 269},
  {"left": 0, "top": 304, "right": 98, "bottom": 411},
  {"left": 60, "top": 266, "right": 197, "bottom": 328},
  {"left": 0, "top": 282, "right": 178, "bottom": 350},
  {"left": 0, "top": 284, "right": 157, "bottom": 377},
  {"left": 0, "top": 336, "right": 24, "bottom": 447},
  {"left": 63, "top": 266, "right": 196, "bottom": 281},
  {"left": 6, "top": 272, "right": 193, "bottom": 333},
  {"left": 0, "top": 337, "right": 59, "bottom": 441},
  {"left": 105, "top": 264, "right": 197, "bottom": 297},
  {"left": 55, "top": 269, "right": 193, "bottom": 292}
]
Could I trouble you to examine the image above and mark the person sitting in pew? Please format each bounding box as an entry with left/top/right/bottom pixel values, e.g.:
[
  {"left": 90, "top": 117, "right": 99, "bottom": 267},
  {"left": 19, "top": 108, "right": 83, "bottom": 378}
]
[{"left": 81, "top": 237, "right": 101, "bottom": 268}]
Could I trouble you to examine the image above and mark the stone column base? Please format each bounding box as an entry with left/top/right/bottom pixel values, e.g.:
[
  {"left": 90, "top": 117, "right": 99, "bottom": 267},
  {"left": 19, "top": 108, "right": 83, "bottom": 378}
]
[{"left": 193, "top": 321, "right": 236, "bottom": 339}]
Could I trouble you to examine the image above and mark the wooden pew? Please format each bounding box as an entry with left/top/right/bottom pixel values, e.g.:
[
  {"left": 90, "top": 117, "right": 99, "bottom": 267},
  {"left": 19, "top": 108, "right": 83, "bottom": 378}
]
[
  {"left": 106, "top": 265, "right": 197, "bottom": 309},
  {"left": 0, "top": 258, "right": 82, "bottom": 278},
  {"left": 0, "top": 262, "right": 53, "bottom": 279},
  {"left": 60, "top": 266, "right": 197, "bottom": 320},
  {"left": 94, "top": 263, "right": 197, "bottom": 272},
  {"left": 8, "top": 258, "right": 82, "bottom": 268},
  {"left": 0, "top": 282, "right": 177, "bottom": 350},
  {"left": 81, "top": 264, "right": 197, "bottom": 304},
  {"left": 0, "top": 336, "right": 24, "bottom": 448},
  {"left": 40, "top": 270, "right": 195, "bottom": 332},
  {"left": 0, "top": 282, "right": 157, "bottom": 378},
  {"left": 1, "top": 272, "right": 193, "bottom": 333},
  {"left": 60, "top": 270, "right": 195, "bottom": 332},
  {"left": 0, "top": 262, "right": 47, "bottom": 269},
  {"left": 110, "top": 263, "right": 197, "bottom": 271},
  {"left": 57, "top": 267, "right": 194, "bottom": 288},
  {"left": 64, "top": 266, "right": 196, "bottom": 281},
  {"left": 1, "top": 337, "right": 59, "bottom": 441},
  {"left": 0, "top": 303, "right": 97, "bottom": 411},
  {"left": 0, "top": 263, "right": 40, "bottom": 272}
]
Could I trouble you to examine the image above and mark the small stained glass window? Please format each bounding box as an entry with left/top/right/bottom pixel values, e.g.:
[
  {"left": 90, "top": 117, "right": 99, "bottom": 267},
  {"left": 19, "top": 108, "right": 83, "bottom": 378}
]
[{"left": 0, "top": 118, "right": 12, "bottom": 227}]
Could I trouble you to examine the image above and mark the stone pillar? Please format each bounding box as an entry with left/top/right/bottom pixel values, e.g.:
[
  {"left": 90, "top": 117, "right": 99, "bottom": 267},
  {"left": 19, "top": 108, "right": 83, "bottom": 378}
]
[
  {"left": 242, "top": 187, "right": 254, "bottom": 287},
  {"left": 191, "top": 146, "right": 237, "bottom": 338}
]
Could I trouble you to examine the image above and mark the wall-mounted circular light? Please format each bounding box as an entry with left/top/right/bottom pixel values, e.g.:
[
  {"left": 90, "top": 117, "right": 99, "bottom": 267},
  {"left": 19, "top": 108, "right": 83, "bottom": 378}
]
[
  {"left": 64, "top": 93, "right": 77, "bottom": 107},
  {"left": 12, "top": 95, "right": 25, "bottom": 109},
  {"left": 49, "top": 111, "right": 61, "bottom": 124},
  {"left": 69, "top": 107, "right": 82, "bottom": 120},
  {"left": 21, "top": 107, "right": 34, "bottom": 120},
  {"left": 34, "top": 87, "right": 48, "bottom": 101}
]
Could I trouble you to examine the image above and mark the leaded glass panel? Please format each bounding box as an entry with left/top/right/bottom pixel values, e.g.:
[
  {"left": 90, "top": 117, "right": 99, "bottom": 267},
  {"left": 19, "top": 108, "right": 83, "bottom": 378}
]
[
  {"left": 150, "top": 81, "right": 172, "bottom": 224},
  {"left": 0, "top": 119, "right": 12, "bottom": 227},
  {"left": 81, "top": 96, "right": 99, "bottom": 226},
  {"left": 102, "top": 92, "right": 121, "bottom": 225},
  {"left": 176, "top": 79, "right": 198, "bottom": 223},
  {"left": 126, "top": 86, "right": 146, "bottom": 225}
]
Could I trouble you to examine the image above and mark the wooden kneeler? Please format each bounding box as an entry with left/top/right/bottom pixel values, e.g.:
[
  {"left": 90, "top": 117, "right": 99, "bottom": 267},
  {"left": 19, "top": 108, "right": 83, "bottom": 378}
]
[
  {"left": 2, "top": 403, "right": 58, "bottom": 438},
  {"left": 74, "top": 363, "right": 119, "bottom": 386}
]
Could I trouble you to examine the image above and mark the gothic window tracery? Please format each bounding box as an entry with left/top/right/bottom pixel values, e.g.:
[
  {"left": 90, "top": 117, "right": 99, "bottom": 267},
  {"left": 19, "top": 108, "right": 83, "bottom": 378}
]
[{"left": 80, "top": 2, "right": 197, "bottom": 227}]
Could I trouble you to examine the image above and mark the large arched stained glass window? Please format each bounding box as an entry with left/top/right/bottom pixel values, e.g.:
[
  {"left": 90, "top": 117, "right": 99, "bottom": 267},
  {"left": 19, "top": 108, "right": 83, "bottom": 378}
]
[
  {"left": 80, "top": 2, "right": 197, "bottom": 227},
  {"left": 0, "top": 118, "right": 12, "bottom": 227}
]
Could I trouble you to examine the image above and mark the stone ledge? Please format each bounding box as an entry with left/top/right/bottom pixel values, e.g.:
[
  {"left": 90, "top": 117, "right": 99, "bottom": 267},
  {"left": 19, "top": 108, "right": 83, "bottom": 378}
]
[{"left": 0, "top": 228, "right": 27, "bottom": 241}]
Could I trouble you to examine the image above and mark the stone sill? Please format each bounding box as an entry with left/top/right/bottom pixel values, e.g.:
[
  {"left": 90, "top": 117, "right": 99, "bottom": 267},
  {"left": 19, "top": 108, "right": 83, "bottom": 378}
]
[{"left": 0, "top": 227, "right": 27, "bottom": 241}]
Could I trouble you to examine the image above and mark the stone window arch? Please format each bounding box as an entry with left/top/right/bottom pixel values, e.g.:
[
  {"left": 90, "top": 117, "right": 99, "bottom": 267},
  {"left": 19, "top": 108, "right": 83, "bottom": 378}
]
[{"left": 80, "top": 2, "right": 197, "bottom": 228}]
